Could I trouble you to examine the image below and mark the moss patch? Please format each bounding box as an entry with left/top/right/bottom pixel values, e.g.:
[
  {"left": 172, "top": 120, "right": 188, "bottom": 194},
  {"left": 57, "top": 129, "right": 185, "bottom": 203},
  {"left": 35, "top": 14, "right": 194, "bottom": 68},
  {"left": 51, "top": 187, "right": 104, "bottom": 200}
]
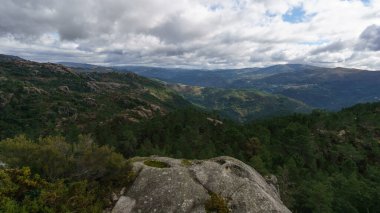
[
  {"left": 181, "top": 159, "right": 192, "bottom": 167},
  {"left": 205, "top": 193, "right": 230, "bottom": 213},
  {"left": 143, "top": 160, "right": 170, "bottom": 168}
]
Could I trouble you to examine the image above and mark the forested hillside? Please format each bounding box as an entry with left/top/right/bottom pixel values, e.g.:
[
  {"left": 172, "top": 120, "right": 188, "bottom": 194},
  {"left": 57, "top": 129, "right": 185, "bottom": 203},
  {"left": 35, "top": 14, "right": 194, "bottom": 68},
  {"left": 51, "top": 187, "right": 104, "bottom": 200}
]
[
  {"left": 2, "top": 102, "right": 379, "bottom": 212},
  {"left": 0, "top": 55, "right": 189, "bottom": 140},
  {"left": 170, "top": 84, "right": 311, "bottom": 122},
  {"left": 94, "top": 103, "right": 380, "bottom": 212},
  {"left": 61, "top": 62, "right": 314, "bottom": 122}
]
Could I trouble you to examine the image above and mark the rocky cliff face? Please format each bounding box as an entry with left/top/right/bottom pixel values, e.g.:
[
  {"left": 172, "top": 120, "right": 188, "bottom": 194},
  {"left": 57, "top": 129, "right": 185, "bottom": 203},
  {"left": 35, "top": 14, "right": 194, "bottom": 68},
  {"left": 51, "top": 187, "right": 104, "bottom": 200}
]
[{"left": 111, "top": 156, "right": 291, "bottom": 213}]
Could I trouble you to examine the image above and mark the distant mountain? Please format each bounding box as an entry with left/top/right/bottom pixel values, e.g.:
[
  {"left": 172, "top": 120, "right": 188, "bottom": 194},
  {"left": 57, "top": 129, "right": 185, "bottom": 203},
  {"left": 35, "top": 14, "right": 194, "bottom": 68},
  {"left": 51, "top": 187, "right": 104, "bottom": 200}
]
[
  {"left": 116, "top": 65, "right": 380, "bottom": 110},
  {"left": 170, "top": 84, "right": 312, "bottom": 122},
  {"left": 59, "top": 62, "right": 100, "bottom": 69},
  {"left": 0, "top": 55, "right": 190, "bottom": 139},
  {"left": 59, "top": 62, "right": 115, "bottom": 73},
  {"left": 0, "top": 54, "right": 25, "bottom": 62},
  {"left": 114, "top": 64, "right": 320, "bottom": 87},
  {"left": 114, "top": 66, "right": 238, "bottom": 87},
  {"left": 232, "top": 67, "right": 380, "bottom": 110}
]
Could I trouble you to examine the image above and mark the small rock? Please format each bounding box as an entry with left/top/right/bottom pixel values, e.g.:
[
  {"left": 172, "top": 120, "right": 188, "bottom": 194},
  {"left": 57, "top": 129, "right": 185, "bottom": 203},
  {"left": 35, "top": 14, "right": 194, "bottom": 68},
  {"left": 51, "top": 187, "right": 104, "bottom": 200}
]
[
  {"left": 112, "top": 196, "right": 136, "bottom": 213},
  {"left": 112, "top": 192, "right": 119, "bottom": 202},
  {"left": 338, "top": 130, "right": 346, "bottom": 137},
  {"left": 207, "top": 117, "right": 223, "bottom": 126},
  {"left": 58, "top": 86, "right": 70, "bottom": 93}
]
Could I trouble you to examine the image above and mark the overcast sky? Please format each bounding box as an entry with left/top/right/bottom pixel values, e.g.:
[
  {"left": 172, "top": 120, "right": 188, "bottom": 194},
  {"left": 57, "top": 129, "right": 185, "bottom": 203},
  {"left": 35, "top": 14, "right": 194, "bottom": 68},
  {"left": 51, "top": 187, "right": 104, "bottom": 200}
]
[{"left": 1, "top": 0, "right": 380, "bottom": 69}]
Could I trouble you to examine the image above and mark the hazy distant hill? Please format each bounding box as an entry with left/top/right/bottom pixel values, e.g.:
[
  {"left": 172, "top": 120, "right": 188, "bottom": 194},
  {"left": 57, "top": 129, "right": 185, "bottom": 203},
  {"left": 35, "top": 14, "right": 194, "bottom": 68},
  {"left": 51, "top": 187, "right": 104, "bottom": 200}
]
[
  {"left": 170, "top": 84, "right": 312, "bottom": 122},
  {"left": 114, "top": 64, "right": 319, "bottom": 86},
  {"left": 116, "top": 64, "right": 380, "bottom": 110},
  {"left": 232, "top": 67, "right": 380, "bottom": 110},
  {"left": 59, "top": 62, "right": 114, "bottom": 73}
]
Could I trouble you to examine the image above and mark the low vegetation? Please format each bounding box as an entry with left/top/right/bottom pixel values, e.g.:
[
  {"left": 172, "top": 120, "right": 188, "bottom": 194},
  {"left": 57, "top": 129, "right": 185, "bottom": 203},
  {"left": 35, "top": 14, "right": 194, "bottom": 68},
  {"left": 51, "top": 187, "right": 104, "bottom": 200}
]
[
  {"left": 205, "top": 193, "right": 230, "bottom": 213},
  {"left": 181, "top": 159, "right": 193, "bottom": 167},
  {"left": 0, "top": 135, "right": 134, "bottom": 212},
  {"left": 143, "top": 160, "right": 170, "bottom": 168}
]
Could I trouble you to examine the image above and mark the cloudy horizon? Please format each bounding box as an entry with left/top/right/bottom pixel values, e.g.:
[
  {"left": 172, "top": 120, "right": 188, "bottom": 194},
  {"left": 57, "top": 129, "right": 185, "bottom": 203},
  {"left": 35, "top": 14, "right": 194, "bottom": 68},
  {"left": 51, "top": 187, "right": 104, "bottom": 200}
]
[{"left": 1, "top": 0, "right": 380, "bottom": 70}]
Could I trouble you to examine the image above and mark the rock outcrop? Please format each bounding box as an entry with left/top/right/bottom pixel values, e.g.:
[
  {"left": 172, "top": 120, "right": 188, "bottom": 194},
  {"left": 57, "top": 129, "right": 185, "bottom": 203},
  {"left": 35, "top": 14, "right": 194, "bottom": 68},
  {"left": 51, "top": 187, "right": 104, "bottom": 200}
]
[{"left": 112, "top": 156, "right": 291, "bottom": 213}]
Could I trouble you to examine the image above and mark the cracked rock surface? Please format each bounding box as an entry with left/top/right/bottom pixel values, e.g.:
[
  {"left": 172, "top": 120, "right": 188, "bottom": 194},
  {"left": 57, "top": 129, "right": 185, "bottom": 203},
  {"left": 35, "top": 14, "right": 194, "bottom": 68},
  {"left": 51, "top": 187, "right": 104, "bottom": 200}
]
[{"left": 112, "top": 156, "right": 291, "bottom": 213}]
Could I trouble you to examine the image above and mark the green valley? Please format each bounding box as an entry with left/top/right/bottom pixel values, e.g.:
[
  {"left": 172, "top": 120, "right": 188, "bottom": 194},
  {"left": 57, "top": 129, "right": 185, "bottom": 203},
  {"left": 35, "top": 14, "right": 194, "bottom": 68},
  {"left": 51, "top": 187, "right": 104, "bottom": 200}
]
[{"left": 170, "top": 84, "right": 312, "bottom": 122}]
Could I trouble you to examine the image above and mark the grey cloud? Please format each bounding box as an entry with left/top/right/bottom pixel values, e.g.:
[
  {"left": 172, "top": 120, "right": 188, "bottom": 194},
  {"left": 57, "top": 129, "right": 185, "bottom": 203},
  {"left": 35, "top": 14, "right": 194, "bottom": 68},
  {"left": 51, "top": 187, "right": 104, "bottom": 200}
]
[
  {"left": 149, "top": 14, "right": 210, "bottom": 44},
  {"left": 153, "top": 46, "right": 187, "bottom": 57},
  {"left": 310, "top": 41, "right": 346, "bottom": 55},
  {"left": 0, "top": 1, "right": 55, "bottom": 37},
  {"left": 250, "top": 55, "right": 266, "bottom": 63},
  {"left": 99, "top": 49, "right": 125, "bottom": 56},
  {"left": 271, "top": 51, "right": 288, "bottom": 61},
  {"left": 58, "top": 22, "right": 89, "bottom": 41},
  {"left": 0, "top": 0, "right": 379, "bottom": 69},
  {"left": 356, "top": 25, "right": 380, "bottom": 51}
]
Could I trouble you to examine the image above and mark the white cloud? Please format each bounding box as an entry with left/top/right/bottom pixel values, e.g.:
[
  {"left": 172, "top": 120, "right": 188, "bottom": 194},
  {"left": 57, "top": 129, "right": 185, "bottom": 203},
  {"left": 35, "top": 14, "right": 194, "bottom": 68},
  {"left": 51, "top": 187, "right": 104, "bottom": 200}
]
[{"left": 0, "top": 0, "right": 379, "bottom": 69}]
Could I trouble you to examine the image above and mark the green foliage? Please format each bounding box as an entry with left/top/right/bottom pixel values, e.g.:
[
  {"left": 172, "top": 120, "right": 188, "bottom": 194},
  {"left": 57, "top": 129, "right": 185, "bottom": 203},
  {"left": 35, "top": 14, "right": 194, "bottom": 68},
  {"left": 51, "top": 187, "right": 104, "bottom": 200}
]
[
  {"left": 181, "top": 159, "right": 193, "bottom": 167},
  {"left": 0, "top": 135, "right": 135, "bottom": 211},
  {"left": 0, "top": 167, "right": 103, "bottom": 213},
  {"left": 248, "top": 156, "right": 268, "bottom": 175},
  {"left": 0, "top": 135, "right": 130, "bottom": 183}
]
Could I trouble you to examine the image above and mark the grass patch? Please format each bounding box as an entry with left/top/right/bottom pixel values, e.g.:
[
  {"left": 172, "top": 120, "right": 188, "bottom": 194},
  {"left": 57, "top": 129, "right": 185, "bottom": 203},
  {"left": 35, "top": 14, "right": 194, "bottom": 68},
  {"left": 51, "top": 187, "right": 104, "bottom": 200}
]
[
  {"left": 205, "top": 193, "right": 230, "bottom": 213},
  {"left": 143, "top": 160, "right": 170, "bottom": 168}
]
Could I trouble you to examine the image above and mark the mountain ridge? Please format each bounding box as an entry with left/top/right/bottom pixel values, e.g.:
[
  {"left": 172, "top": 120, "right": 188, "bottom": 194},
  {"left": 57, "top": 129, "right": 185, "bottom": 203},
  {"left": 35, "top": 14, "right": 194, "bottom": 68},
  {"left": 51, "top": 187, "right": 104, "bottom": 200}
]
[{"left": 0, "top": 55, "right": 191, "bottom": 140}]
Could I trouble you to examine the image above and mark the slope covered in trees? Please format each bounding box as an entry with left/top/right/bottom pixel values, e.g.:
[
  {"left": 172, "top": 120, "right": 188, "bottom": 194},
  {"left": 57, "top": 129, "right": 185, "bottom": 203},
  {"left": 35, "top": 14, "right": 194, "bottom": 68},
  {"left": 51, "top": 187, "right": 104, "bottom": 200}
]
[
  {"left": 0, "top": 55, "right": 190, "bottom": 140},
  {"left": 170, "top": 84, "right": 311, "bottom": 122},
  {"left": 93, "top": 103, "right": 380, "bottom": 212}
]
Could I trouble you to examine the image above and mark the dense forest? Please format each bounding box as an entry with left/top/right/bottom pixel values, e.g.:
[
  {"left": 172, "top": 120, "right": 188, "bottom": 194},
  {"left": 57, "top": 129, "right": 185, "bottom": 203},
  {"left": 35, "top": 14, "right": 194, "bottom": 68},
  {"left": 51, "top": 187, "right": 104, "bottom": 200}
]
[
  {"left": 2, "top": 103, "right": 380, "bottom": 212},
  {"left": 93, "top": 104, "right": 380, "bottom": 212},
  {"left": 1, "top": 56, "right": 380, "bottom": 212}
]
